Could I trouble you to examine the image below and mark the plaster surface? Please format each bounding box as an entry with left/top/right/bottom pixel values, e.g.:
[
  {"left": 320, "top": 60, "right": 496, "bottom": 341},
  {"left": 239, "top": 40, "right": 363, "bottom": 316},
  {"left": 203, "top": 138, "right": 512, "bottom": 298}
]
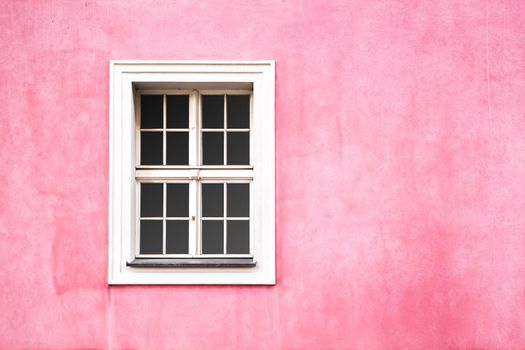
[{"left": 1, "top": 0, "right": 525, "bottom": 348}]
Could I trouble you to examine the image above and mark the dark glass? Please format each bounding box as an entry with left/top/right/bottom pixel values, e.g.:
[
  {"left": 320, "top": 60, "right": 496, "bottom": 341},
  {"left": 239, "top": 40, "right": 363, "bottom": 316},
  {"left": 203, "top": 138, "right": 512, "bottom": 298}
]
[
  {"left": 140, "top": 95, "right": 163, "bottom": 129},
  {"left": 140, "top": 183, "right": 163, "bottom": 217},
  {"left": 227, "top": 95, "right": 250, "bottom": 128},
  {"left": 227, "top": 132, "right": 249, "bottom": 165},
  {"left": 202, "top": 132, "right": 224, "bottom": 165},
  {"left": 167, "top": 183, "right": 189, "bottom": 217},
  {"left": 141, "top": 132, "right": 163, "bottom": 165},
  {"left": 202, "top": 220, "right": 224, "bottom": 254},
  {"left": 202, "top": 95, "right": 224, "bottom": 128},
  {"left": 227, "top": 220, "right": 250, "bottom": 254},
  {"left": 166, "top": 220, "right": 189, "bottom": 254},
  {"left": 140, "top": 220, "right": 163, "bottom": 254},
  {"left": 166, "top": 132, "right": 189, "bottom": 165},
  {"left": 167, "top": 95, "right": 189, "bottom": 128},
  {"left": 202, "top": 183, "right": 223, "bottom": 217},
  {"left": 227, "top": 183, "right": 249, "bottom": 217}
]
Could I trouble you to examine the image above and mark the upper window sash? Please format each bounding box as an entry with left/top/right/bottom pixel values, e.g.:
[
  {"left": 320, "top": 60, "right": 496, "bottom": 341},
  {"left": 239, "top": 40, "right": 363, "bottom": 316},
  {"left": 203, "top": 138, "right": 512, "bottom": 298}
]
[{"left": 135, "top": 89, "right": 253, "bottom": 169}]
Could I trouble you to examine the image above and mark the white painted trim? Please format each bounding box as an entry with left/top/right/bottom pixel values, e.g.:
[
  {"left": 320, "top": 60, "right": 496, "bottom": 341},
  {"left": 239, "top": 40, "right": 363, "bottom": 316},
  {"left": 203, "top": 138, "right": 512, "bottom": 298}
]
[
  {"left": 109, "top": 61, "right": 275, "bottom": 285},
  {"left": 135, "top": 169, "right": 254, "bottom": 180}
]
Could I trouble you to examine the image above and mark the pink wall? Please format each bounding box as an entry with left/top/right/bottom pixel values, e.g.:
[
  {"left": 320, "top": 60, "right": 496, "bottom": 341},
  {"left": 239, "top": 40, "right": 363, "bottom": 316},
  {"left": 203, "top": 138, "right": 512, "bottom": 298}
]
[{"left": 1, "top": 0, "right": 525, "bottom": 348}]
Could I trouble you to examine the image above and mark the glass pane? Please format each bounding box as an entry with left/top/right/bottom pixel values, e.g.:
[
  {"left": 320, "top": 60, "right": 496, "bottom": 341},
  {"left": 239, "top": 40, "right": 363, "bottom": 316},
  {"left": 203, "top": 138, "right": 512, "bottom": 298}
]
[
  {"left": 227, "top": 132, "right": 249, "bottom": 165},
  {"left": 202, "top": 95, "right": 224, "bottom": 129},
  {"left": 140, "top": 220, "right": 163, "bottom": 254},
  {"left": 167, "top": 95, "right": 189, "bottom": 128},
  {"left": 140, "top": 95, "right": 163, "bottom": 129},
  {"left": 227, "top": 220, "right": 250, "bottom": 254},
  {"left": 140, "top": 183, "right": 163, "bottom": 217},
  {"left": 166, "top": 220, "right": 189, "bottom": 254},
  {"left": 141, "top": 132, "right": 163, "bottom": 165},
  {"left": 166, "top": 132, "right": 189, "bottom": 165},
  {"left": 202, "top": 220, "right": 224, "bottom": 254},
  {"left": 167, "top": 183, "right": 189, "bottom": 217},
  {"left": 227, "top": 95, "right": 250, "bottom": 128},
  {"left": 202, "top": 183, "right": 223, "bottom": 217},
  {"left": 202, "top": 132, "right": 224, "bottom": 165},
  {"left": 227, "top": 183, "right": 249, "bottom": 217}
]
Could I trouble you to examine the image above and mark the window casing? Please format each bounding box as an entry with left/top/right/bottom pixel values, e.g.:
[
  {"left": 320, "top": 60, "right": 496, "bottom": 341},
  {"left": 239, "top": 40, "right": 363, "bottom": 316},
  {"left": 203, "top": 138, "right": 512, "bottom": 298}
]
[{"left": 109, "top": 61, "right": 275, "bottom": 284}]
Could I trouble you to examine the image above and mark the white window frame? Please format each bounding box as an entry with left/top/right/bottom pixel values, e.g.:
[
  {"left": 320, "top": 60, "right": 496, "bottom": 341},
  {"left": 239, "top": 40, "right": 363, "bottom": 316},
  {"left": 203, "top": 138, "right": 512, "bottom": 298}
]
[{"left": 109, "top": 61, "right": 275, "bottom": 285}]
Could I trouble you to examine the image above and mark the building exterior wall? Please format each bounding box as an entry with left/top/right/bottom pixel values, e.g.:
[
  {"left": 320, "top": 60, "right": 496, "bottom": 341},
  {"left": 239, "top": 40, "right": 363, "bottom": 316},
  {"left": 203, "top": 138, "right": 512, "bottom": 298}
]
[{"left": 1, "top": 0, "right": 525, "bottom": 348}]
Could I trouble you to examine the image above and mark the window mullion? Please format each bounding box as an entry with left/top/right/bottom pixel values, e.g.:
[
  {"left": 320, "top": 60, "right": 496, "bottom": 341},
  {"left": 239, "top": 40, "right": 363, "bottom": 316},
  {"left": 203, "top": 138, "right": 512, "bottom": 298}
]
[
  {"left": 189, "top": 90, "right": 198, "bottom": 167},
  {"left": 163, "top": 182, "right": 166, "bottom": 255},
  {"left": 223, "top": 182, "right": 227, "bottom": 254},
  {"left": 163, "top": 94, "right": 166, "bottom": 165},
  {"left": 223, "top": 94, "right": 227, "bottom": 165},
  {"left": 189, "top": 179, "right": 198, "bottom": 256},
  {"left": 189, "top": 91, "right": 199, "bottom": 256}
]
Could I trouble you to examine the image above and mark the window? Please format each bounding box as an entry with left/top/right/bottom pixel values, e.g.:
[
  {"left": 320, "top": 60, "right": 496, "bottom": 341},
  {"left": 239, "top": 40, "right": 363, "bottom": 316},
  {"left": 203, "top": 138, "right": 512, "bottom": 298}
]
[
  {"left": 109, "top": 61, "right": 275, "bottom": 284},
  {"left": 135, "top": 91, "right": 253, "bottom": 258}
]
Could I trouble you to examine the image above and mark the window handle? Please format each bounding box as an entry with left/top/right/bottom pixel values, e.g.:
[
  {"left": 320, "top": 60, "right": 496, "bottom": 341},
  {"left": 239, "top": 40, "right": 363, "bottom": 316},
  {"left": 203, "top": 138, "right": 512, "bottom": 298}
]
[{"left": 189, "top": 169, "right": 200, "bottom": 181}]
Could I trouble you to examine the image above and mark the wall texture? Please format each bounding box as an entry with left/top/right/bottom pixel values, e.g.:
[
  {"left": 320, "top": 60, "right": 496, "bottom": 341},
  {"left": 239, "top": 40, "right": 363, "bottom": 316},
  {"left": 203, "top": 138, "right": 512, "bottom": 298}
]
[{"left": 1, "top": 0, "right": 525, "bottom": 348}]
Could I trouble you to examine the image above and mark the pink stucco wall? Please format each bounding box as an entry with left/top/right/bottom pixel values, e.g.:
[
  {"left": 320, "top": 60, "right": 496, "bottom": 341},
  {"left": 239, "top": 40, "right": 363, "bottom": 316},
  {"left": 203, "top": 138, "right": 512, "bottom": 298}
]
[{"left": 2, "top": 0, "right": 525, "bottom": 348}]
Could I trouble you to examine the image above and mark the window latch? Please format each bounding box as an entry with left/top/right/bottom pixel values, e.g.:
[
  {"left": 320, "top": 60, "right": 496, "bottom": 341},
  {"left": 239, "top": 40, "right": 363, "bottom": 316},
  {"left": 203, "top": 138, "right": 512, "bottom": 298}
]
[{"left": 189, "top": 169, "right": 200, "bottom": 181}]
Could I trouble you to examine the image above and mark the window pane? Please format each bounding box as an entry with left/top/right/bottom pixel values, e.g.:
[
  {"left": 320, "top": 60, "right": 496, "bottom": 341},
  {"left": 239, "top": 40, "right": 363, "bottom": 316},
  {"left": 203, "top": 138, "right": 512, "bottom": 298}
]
[
  {"left": 202, "top": 95, "right": 224, "bottom": 128},
  {"left": 166, "top": 220, "right": 189, "bottom": 254},
  {"left": 140, "top": 220, "right": 163, "bottom": 254},
  {"left": 141, "top": 95, "right": 163, "bottom": 129},
  {"left": 141, "top": 132, "right": 163, "bottom": 165},
  {"left": 202, "top": 220, "right": 224, "bottom": 254},
  {"left": 227, "top": 132, "right": 249, "bottom": 165},
  {"left": 167, "top": 183, "right": 189, "bottom": 217},
  {"left": 166, "top": 132, "right": 189, "bottom": 165},
  {"left": 140, "top": 183, "right": 163, "bottom": 217},
  {"left": 227, "top": 95, "right": 250, "bottom": 128},
  {"left": 202, "top": 132, "right": 224, "bottom": 165},
  {"left": 167, "top": 95, "right": 189, "bottom": 128},
  {"left": 227, "top": 183, "right": 249, "bottom": 217},
  {"left": 202, "top": 183, "right": 223, "bottom": 217},
  {"left": 227, "top": 220, "right": 249, "bottom": 254}
]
